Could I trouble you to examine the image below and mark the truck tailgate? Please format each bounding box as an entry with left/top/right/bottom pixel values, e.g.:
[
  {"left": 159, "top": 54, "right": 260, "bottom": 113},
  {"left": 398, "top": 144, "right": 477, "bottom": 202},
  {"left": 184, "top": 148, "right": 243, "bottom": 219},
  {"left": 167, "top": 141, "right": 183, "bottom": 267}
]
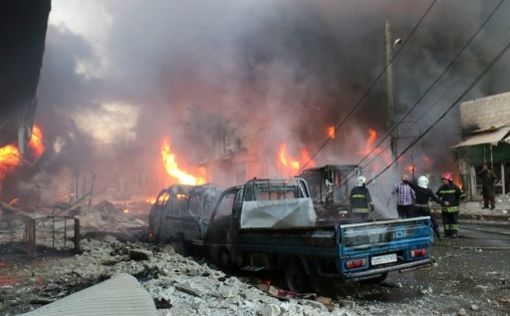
[{"left": 338, "top": 216, "right": 433, "bottom": 278}]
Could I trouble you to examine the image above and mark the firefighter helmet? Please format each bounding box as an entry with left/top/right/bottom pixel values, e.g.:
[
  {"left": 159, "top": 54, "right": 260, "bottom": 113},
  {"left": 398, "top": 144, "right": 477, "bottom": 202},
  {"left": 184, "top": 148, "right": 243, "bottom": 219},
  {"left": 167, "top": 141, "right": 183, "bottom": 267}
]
[
  {"left": 417, "top": 175, "right": 429, "bottom": 189},
  {"left": 356, "top": 175, "right": 367, "bottom": 186},
  {"left": 441, "top": 172, "right": 453, "bottom": 182}
]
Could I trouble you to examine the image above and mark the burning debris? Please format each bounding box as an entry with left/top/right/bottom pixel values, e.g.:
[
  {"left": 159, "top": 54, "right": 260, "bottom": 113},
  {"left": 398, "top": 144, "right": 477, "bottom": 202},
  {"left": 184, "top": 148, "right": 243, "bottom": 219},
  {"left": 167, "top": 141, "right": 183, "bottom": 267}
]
[{"left": 0, "top": 126, "right": 45, "bottom": 182}]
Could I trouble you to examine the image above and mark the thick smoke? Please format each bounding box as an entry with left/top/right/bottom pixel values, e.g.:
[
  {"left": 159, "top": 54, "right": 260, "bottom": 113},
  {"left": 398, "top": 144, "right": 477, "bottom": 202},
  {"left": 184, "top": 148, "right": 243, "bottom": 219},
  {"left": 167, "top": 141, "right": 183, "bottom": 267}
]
[{"left": 15, "top": 0, "right": 510, "bottom": 205}]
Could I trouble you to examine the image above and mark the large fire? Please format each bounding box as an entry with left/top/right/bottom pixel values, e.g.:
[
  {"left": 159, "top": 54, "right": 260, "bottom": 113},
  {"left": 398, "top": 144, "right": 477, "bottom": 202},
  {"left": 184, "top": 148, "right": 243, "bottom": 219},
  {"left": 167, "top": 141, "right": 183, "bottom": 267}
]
[
  {"left": 359, "top": 128, "right": 382, "bottom": 156},
  {"left": 161, "top": 139, "right": 206, "bottom": 185},
  {"left": 277, "top": 142, "right": 315, "bottom": 176},
  {"left": 358, "top": 128, "right": 391, "bottom": 172},
  {"left": 0, "top": 125, "right": 45, "bottom": 182}
]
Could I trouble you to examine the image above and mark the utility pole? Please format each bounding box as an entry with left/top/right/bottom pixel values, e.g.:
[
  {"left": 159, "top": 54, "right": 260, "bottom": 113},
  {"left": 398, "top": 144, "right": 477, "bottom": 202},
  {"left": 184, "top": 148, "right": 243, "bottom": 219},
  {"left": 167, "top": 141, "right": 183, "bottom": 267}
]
[{"left": 385, "top": 20, "right": 399, "bottom": 170}]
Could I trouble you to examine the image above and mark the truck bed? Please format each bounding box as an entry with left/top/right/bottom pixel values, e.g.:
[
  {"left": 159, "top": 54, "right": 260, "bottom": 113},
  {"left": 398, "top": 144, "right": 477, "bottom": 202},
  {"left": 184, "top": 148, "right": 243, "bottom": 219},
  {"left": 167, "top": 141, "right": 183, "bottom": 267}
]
[{"left": 237, "top": 216, "right": 433, "bottom": 280}]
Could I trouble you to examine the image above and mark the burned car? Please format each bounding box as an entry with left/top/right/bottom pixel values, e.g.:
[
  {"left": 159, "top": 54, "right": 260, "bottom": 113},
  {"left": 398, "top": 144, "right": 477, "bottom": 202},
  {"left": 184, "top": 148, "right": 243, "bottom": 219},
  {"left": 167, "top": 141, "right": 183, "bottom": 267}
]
[{"left": 148, "top": 184, "right": 221, "bottom": 249}]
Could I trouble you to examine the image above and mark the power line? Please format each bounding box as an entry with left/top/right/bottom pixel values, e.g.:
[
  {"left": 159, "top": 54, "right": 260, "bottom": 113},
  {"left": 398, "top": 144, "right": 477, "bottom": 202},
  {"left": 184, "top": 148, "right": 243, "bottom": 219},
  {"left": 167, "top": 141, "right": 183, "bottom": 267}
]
[
  {"left": 299, "top": 0, "right": 438, "bottom": 172},
  {"left": 354, "top": 0, "right": 505, "bottom": 170},
  {"left": 325, "top": 0, "right": 505, "bottom": 186},
  {"left": 411, "top": 14, "right": 510, "bottom": 124},
  {"left": 367, "top": 39, "right": 510, "bottom": 185}
]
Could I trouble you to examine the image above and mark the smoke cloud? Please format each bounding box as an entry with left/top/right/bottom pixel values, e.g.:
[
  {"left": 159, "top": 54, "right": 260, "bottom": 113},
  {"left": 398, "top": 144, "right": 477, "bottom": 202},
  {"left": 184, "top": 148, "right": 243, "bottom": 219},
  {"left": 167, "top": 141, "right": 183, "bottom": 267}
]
[{"left": 12, "top": 0, "right": 510, "bottom": 205}]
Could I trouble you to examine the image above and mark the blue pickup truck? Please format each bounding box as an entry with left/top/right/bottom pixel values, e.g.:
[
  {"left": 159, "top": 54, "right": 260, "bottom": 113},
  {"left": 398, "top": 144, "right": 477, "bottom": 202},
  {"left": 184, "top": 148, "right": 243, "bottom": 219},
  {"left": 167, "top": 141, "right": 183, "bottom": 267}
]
[{"left": 205, "top": 178, "right": 433, "bottom": 292}]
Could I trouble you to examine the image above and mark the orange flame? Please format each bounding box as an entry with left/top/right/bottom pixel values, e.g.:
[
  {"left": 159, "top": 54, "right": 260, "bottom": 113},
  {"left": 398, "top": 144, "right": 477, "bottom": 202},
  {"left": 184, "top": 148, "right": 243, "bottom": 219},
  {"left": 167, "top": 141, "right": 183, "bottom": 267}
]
[
  {"left": 359, "top": 128, "right": 381, "bottom": 156},
  {"left": 327, "top": 126, "right": 335, "bottom": 139},
  {"left": 405, "top": 165, "right": 416, "bottom": 174},
  {"left": 29, "top": 125, "right": 45, "bottom": 157},
  {"left": 277, "top": 143, "right": 315, "bottom": 176},
  {"left": 161, "top": 139, "right": 206, "bottom": 185},
  {"left": 0, "top": 125, "right": 45, "bottom": 182},
  {"left": 0, "top": 145, "right": 20, "bottom": 181},
  {"left": 358, "top": 128, "right": 391, "bottom": 172},
  {"left": 145, "top": 197, "right": 157, "bottom": 204}
]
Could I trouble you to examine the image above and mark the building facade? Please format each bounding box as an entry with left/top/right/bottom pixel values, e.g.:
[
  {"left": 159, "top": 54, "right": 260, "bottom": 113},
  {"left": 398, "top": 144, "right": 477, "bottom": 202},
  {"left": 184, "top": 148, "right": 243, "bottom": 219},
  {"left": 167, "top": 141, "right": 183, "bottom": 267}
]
[{"left": 454, "top": 92, "right": 510, "bottom": 200}]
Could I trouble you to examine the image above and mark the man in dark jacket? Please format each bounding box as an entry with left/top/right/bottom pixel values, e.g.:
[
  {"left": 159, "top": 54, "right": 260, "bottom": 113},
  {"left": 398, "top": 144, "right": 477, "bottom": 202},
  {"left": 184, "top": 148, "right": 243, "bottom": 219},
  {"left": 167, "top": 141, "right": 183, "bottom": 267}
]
[
  {"left": 436, "top": 172, "right": 465, "bottom": 238},
  {"left": 405, "top": 175, "right": 443, "bottom": 240},
  {"left": 349, "top": 176, "right": 374, "bottom": 221},
  {"left": 478, "top": 164, "right": 497, "bottom": 210}
]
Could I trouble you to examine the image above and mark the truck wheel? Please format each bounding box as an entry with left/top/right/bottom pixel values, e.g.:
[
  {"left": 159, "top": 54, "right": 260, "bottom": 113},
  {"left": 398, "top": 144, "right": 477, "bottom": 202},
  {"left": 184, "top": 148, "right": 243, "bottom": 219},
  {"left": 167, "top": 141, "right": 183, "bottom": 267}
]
[
  {"left": 218, "top": 249, "right": 232, "bottom": 270},
  {"left": 285, "top": 261, "right": 311, "bottom": 293},
  {"left": 173, "top": 241, "right": 186, "bottom": 255}
]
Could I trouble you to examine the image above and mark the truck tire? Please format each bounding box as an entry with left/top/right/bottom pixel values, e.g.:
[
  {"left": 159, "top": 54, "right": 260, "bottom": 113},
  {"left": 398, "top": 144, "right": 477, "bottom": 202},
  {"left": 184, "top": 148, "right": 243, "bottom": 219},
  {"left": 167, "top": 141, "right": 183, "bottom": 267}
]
[
  {"left": 285, "top": 261, "right": 312, "bottom": 293},
  {"left": 218, "top": 249, "right": 233, "bottom": 270}
]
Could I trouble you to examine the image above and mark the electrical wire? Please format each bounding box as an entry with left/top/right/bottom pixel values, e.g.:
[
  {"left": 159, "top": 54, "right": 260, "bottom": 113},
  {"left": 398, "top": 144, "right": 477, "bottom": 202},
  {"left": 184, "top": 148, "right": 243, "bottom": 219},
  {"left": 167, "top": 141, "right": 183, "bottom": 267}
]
[
  {"left": 318, "top": 0, "right": 506, "bottom": 186},
  {"left": 352, "top": 0, "right": 505, "bottom": 171},
  {"left": 367, "top": 39, "right": 510, "bottom": 184},
  {"left": 299, "top": 0, "right": 438, "bottom": 172}
]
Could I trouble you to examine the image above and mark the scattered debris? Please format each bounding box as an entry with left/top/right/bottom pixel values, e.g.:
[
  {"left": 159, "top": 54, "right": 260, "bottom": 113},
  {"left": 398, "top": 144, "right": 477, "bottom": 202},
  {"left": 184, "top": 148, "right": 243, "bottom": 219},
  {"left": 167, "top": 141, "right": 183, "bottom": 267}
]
[{"left": 20, "top": 273, "right": 157, "bottom": 316}]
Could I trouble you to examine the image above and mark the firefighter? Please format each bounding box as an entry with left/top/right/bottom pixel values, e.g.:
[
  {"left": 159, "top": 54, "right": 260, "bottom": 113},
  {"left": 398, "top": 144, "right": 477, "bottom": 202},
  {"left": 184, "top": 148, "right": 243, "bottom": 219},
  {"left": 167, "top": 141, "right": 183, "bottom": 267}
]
[
  {"left": 405, "top": 175, "right": 443, "bottom": 240},
  {"left": 349, "top": 175, "right": 374, "bottom": 221},
  {"left": 436, "top": 172, "right": 465, "bottom": 238}
]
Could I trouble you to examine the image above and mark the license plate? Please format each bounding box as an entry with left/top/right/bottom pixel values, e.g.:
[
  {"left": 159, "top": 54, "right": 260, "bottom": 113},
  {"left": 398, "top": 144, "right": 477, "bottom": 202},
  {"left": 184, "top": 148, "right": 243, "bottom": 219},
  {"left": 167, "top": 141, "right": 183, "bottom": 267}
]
[{"left": 371, "top": 253, "right": 397, "bottom": 265}]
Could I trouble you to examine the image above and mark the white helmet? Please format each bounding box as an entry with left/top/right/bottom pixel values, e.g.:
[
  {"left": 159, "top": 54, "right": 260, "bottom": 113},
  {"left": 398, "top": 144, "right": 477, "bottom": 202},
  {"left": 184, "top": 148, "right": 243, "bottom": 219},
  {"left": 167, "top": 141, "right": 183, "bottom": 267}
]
[
  {"left": 356, "top": 176, "right": 367, "bottom": 186},
  {"left": 417, "top": 175, "right": 429, "bottom": 189}
]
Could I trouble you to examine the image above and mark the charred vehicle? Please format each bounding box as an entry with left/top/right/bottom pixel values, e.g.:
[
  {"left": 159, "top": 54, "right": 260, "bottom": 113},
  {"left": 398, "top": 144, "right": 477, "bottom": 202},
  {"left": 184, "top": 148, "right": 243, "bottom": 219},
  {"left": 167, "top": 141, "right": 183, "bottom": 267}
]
[
  {"left": 148, "top": 184, "right": 221, "bottom": 248},
  {"left": 299, "top": 165, "right": 363, "bottom": 222},
  {"left": 205, "top": 178, "right": 433, "bottom": 292}
]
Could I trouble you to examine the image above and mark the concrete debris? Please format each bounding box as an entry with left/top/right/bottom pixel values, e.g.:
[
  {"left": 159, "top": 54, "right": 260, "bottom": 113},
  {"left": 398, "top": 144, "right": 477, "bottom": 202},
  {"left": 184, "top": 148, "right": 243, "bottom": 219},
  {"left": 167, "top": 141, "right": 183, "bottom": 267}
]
[
  {"left": 129, "top": 248, "right": 152, "bottom": 261},
  {"left": 4, "top": 239, "right": 355, "bottom": 316},
  {"left": 457, "top": 308, "right": 467, "bottom": 316},
  {"left": 3, "top": 234, "right": 508, "bottom": 316},
  {"left": 470, "top": 304, "right": 479, "bottom": 311},
  {"left": 20, "top": 273, "right": 157, "bottom": 316},
  {"left": 262, "top": 304, "right": 281, "bottom": 316}
]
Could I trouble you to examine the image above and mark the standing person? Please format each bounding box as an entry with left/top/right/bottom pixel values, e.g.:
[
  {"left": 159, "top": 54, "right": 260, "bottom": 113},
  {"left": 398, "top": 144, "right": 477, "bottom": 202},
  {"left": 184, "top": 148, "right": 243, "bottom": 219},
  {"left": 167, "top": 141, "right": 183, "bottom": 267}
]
[
  {"left": 478, "top": 164, "right": 497, "bottom": 210},
  {"left": 436, "top": 172, "right": 464, "bottom": 238},
  {"left": 405, "top": 175, "right": 443, "bottom": 240},
  {"left": 349, "top": 176, "right": 374, "bottom": 221},
  {"left": 387, "top": 175, "right": 415, "bottom": 218}
]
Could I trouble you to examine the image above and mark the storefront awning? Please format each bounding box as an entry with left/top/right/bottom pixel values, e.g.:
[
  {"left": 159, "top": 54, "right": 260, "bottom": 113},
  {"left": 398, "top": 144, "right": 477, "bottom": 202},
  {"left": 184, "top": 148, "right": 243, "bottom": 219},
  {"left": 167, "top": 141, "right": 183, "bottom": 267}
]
[{"left": 452, "top": 127, "right": 510, "bottom": 148}]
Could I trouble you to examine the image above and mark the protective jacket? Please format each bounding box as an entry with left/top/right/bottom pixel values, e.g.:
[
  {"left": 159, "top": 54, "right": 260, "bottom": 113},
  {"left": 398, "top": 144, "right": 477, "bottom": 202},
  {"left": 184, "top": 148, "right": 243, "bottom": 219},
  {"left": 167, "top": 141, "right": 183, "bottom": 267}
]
[
  {"left": 349, "top": 186, "right": 373, "bottom": 213},
  {"left": 436, "top": 182, "right": 464, "bottom": 212}
]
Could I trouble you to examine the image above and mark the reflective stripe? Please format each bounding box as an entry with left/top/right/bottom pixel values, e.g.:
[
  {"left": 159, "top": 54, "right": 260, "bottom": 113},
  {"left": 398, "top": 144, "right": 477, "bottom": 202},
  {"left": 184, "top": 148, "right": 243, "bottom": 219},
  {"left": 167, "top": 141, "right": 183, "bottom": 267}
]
[
  {"left": 442, "top": 206, "right": 460, "bottom": 212},
  {"left": 352, "top": 208, "right": 369, "bottom": 213},
  {"left": 351, "top": 194, "right": 366, "bottom": 199},
  {"left": 450, "top": 224, "right": 459, "bottom": 229},
  {"left": 439, "top": 189, "right": 456, "bottom": 194}
]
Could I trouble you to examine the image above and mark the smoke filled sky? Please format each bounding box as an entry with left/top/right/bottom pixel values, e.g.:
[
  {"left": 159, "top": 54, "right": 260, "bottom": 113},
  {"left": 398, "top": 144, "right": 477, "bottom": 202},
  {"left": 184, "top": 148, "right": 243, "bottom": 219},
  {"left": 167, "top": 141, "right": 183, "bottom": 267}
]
[{"left": 34, "top": 0, "right": 510, "bottom": 192}]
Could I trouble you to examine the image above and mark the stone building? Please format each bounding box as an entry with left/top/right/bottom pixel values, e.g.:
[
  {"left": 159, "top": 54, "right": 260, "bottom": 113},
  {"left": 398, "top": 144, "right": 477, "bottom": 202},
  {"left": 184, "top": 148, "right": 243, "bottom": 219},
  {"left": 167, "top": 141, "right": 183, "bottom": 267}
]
[{"left": 453, "top": 92, "right": 510, "bottom": 200}]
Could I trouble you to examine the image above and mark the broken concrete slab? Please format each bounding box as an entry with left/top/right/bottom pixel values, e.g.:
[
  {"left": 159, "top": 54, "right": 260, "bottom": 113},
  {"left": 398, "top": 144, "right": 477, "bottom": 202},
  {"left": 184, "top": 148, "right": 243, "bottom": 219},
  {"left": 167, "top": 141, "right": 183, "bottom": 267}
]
[{"left": 20, "top": 273, "right": 157, "bottom": 316}]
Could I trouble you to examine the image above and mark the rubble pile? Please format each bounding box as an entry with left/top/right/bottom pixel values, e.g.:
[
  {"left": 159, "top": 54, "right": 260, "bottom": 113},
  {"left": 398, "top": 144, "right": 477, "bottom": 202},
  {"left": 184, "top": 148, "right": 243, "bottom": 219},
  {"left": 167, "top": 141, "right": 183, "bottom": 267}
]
[
  {"left": 1, "top": 238, "right": 355, "bottom": 316},
  {"left": 2, "top": 236, "right": 509, "bottom": 315},
  {"left": 58, "top": 200, "right": 146, "bottom": 236}
]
